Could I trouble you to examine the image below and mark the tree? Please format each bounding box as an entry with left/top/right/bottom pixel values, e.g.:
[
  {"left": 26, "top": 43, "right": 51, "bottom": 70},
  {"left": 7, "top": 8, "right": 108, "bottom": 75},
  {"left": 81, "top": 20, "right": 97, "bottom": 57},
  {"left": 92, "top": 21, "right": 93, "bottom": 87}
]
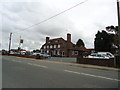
[
  {"left": 76, "top": 39, "right": 85, "bottom": 47},
  {"left": 94, "top": 25, "right": 119, "bottom": 54},
  {"left": 106, "top": 25, "right": 119, "bottom": 48},
  {"left": 94, "top": 30, "right": 114, "bottom": 53},
  {"left": 106, "top": 25, "right": 118, "bottom": 34}
]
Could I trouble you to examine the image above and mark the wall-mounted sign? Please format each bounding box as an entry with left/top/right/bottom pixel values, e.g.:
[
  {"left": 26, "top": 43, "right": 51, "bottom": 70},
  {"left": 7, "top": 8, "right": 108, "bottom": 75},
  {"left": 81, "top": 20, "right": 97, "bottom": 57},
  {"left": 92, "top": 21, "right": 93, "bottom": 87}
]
[{"left": 20, "top": 39, "right": 23, "bottom": 43}]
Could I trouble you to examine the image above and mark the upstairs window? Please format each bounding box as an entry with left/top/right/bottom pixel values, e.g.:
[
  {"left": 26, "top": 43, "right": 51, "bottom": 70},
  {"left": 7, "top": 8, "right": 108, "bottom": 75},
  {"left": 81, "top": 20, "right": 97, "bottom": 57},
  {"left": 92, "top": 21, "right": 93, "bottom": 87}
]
[
  {"left": 55, "top": 40, "right": 58, "bottom": 43},
  {"left": 54, "top": 45, "right": 56, "bottom": 48},
  {"left": 47, "top": 45, "right": 49, "bottom": 49},
  {"left": 50, "top": 45, "right": 52, "bottom": 49},
  {"left": 58, "top": 44, "right": 60, "bottom": 48},
  {"left": 44, "top": 46, "right": 46, "bottom": 49}
]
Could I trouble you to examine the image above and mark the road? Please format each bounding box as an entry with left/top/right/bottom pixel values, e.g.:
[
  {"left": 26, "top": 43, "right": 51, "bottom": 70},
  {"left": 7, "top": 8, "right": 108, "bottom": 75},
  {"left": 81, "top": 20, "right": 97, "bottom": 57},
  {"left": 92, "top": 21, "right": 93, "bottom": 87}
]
[{"left": 2, "top": 55, "right": 119, "bottom": 88}]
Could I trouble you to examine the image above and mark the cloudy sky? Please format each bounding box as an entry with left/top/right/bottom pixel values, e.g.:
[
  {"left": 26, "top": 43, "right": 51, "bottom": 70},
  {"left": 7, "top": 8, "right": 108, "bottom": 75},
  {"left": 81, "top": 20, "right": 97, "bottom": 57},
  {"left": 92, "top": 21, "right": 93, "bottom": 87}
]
[{"left": 0, "top": 0, "right": 119, "bottom": 51}]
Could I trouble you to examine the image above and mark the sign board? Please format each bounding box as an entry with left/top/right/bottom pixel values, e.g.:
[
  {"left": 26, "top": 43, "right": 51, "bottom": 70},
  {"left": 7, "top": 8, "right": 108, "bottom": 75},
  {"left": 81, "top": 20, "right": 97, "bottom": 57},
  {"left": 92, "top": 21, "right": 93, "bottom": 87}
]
[{"left": 20, "top": 39, "right": 23, "bottom": 43}]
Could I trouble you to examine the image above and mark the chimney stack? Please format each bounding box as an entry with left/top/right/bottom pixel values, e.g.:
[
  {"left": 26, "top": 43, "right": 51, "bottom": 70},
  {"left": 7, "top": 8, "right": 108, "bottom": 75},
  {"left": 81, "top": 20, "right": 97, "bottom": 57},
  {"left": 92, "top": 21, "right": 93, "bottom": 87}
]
[
  {"left": 46, "top": 37, "right": 50, "bottom": 43},
  {"left": 67, "top": 33, "right": 71, "bottom": 42}
]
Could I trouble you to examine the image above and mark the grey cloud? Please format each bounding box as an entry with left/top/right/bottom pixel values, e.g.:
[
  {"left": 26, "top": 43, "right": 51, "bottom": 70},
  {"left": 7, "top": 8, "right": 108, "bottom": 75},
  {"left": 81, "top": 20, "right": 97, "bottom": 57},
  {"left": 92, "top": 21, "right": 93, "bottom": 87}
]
[{"left": 1, "top": 0, "right": 118, "bottom": 50}]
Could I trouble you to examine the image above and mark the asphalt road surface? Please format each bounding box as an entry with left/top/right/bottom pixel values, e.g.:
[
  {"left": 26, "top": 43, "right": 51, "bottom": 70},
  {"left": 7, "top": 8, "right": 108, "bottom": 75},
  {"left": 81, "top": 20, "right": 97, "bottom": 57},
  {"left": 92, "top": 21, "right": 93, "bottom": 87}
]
[{"left": 2, "top": 55, "right": 119, "bottom": 88}]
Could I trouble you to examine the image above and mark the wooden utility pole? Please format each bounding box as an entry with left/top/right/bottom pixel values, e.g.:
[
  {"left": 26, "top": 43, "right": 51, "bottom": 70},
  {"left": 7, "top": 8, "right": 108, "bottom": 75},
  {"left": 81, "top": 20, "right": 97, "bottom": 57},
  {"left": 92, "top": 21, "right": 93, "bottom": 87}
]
[
  {"left": 117, "top": 0, "right": 120, "bottom": 55},
  {"left": 8, "top": 32, "right": 12, "bottom": 54}
]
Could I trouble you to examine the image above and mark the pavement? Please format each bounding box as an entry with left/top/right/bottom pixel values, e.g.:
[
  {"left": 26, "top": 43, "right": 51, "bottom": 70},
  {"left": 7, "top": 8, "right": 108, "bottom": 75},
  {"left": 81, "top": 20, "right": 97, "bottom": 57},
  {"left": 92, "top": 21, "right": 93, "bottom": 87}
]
[{"left": 8, "top": 55, "right": 120, "bottom": 71}]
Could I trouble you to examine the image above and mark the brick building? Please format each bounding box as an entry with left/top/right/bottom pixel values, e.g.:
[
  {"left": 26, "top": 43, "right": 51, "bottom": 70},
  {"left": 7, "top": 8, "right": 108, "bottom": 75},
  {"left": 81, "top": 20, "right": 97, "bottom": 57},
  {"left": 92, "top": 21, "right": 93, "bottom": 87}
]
[{"left": 40, "top": 33, "right": 86, "bottom": 57}]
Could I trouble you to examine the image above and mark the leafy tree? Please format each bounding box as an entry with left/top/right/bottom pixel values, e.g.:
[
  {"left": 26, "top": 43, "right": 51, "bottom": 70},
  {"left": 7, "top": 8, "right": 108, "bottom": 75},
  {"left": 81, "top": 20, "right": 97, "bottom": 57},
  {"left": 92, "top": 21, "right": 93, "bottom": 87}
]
[
  {"left": 106, "top": 25, "right": 118, "bottom": 34},
  {"left": 76, "top": 39, "right": 85, "bottom": 47},
  {"left": 94, "top": 30, "right": 114, "bottom": 52},
  {"left": 106, "top": 25, "right": 119, "bottom": 48}
]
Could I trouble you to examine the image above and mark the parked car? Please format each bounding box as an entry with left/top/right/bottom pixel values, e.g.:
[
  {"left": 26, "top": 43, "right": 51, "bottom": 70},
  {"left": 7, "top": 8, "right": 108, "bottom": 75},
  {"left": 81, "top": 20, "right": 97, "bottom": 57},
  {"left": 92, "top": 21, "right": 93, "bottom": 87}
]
[
  {"left": 97, "top": 52, "right": 114, "bottom": 59},
  {"left": 88, "top": 53, "right": 110, "bottom": 59},
  {"left": 32, "top": 52, "right": 41, "bottom": 56},
  {"left": 10, "top": 51, "right": 15, "bottom": 54},
  {"left": 32, "top": 53, "right": 51, "bottom": 58},
  {"left": 40, "top": 53, "right": 51, "bottom": 58}
]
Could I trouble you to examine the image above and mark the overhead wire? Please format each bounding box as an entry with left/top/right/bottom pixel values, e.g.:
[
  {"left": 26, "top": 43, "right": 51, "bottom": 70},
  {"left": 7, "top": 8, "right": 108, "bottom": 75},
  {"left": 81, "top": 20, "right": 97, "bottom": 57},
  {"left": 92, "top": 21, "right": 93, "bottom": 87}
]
[{"left": 13, "top": 0, "right": 88, "bottom": 34}]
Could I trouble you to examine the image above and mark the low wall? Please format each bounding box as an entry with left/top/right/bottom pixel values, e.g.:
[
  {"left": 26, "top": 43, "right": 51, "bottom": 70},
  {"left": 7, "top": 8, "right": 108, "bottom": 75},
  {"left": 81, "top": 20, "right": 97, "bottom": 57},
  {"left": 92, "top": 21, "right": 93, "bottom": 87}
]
[
  {"left": 8, "top": 54, "right": 35, "bottom": 58},
  {"left": 77, "top": 57, "right": 115, "bottom": 67},
  {"left": 47, "top": 57, "right": 76, "bottom": 63}
]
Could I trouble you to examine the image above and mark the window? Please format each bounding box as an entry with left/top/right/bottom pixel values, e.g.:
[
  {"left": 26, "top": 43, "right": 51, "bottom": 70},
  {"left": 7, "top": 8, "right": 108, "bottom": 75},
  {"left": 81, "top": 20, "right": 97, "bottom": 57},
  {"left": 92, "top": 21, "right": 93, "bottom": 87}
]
[
  {"left": 58, "top": 44, "right": 60, "bottom": 48},
  {"left": 54, "top": 45, "right": 56, "bottom": 48},
  {"left": 50, "top": 45, "right": 52, "bottom": 48},
  {"left": 57, "top": 50, "right": 60, "bottom": 55},
  {"left": 54, "top": 50, "right": 56, "bottom": 55},
  {"left": 47, "top": 45, "right": 49, "bottom": 49},
  {"left": 72, "top": 51, "right": 74, "bottom": 55},
  {"left": 55, "top": 50, "right": 57, "bottom": 55},
  {"left": 47, "top": 50, "right": 49, "bottom": 53},
  {"left": 44, "top": 46, "right": 46, "bottom": 49},
  {"left": 62, "top": 51, "right": 65, "bottom": 56},
  {"left": 74, "top": 51, "right": 78, "bottom": 55},
  {"left": 55, "top": 40, "right": 58, "bottom": 43}
]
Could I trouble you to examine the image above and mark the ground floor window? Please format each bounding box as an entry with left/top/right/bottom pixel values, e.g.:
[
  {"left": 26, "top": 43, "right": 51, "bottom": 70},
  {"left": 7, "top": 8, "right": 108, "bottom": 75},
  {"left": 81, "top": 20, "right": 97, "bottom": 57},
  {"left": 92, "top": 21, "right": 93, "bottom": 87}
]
[
  {"left": 47, "top": 50, "right": 49, "bottom": 53},
  {"left": 62, "top": 51, "right": 65, "bottom": 56},
  {"left": 74, "top": 51, "right": 78, "bottom": 55}
]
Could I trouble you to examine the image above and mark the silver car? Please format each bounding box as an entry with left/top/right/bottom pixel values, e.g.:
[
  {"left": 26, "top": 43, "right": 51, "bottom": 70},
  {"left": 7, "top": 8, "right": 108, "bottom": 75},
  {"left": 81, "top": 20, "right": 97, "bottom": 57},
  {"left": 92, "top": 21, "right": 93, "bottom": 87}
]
[{"left": 88, "top": 53, "right": 110, "bottom": 59}]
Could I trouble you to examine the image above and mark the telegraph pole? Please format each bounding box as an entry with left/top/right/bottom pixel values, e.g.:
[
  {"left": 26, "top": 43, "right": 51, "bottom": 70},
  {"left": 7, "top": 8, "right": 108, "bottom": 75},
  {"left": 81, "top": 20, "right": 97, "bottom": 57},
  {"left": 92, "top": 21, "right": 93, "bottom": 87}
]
[
  {"left": 114, "top": 0, "right": 120, "bottom": 67},
  {"left": 19, "top": 36, "right": 21, "bottom": 54},
  {"left": 117, "top": 0, "right": 120, "bottom": 55},
  {"left": 8, "top": 32, "right": 12, "bottom": 54}
]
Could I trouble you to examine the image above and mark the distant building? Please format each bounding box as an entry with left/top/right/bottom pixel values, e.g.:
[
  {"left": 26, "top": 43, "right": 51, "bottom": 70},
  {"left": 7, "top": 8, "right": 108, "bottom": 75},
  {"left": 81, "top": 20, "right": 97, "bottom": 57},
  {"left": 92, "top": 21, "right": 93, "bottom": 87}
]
[{"left": 40, "top": 33, "right": 87, "bottom": 57}]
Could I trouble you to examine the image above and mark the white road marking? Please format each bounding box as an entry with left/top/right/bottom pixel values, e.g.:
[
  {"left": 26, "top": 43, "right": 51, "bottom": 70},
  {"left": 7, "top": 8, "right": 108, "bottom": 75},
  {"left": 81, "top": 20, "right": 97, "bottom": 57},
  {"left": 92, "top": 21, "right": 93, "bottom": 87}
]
[
  {"left": 23, "top": 58, "right": 35, "bottom": 60},
  {"left": 64, "top": 70, "right": 120, "bottom": 81},
  {"left": 27, "top": 63, "right": 48, "bottom": 68},
  {"left": 34, "top": 64, "right": 48, "bottom": 68},
  {"left": 11, "top": 60, "right": 22, "bottom": 63},
  {"left": 27, "top": 63, "right": 33, "bottom": 65},
  {"left": 16, "top": 57, "right": 22, "bottom": 58}
]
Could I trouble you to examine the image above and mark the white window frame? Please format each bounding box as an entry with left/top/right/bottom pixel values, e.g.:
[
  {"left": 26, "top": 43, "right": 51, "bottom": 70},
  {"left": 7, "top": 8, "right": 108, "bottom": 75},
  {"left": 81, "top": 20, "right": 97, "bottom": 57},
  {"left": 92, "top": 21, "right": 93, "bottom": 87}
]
[
  {"left": 47, "top": 50, "right": 49, "bottom": 53},
  {"left": 47, "top": 45, "right": 49, "bottom": 49},
  {"left": 55, "top": 40, "right": 58, "bottom": 43},
  {"left": 50, "top": 45, "right": 52, "bottom": 49},
  {"left": 54, "top": 45, "right": 56, "bottom": 48},
  {"left": 58, "top": 44, "right": 60, "bottom": 48},
  {"left": 74, "top": 51, "right": 78, "bottom": 55},
  {"left": 57, "top": 50, "right": 60, "bottom": 55},
  {"left": 72, "top": 51, "right": 74, "bottom": 55},
  {"left": 44, "top": 46, "right": 46, "bottom": 49}
]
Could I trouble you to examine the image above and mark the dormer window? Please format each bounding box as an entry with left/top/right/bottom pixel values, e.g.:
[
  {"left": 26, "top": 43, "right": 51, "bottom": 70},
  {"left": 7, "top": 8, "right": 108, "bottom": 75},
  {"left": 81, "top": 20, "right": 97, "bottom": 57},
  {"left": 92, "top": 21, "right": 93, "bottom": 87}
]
[{"left": 55, "top": 40, "right": 58, "bottom": 43}]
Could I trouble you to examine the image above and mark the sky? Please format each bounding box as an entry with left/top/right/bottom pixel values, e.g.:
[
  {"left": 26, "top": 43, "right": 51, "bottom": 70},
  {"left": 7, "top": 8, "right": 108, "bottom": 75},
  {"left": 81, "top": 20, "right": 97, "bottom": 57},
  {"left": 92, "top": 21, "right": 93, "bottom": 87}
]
[{"left": 0, "top": 0, "right": 119, "bottom": 51}]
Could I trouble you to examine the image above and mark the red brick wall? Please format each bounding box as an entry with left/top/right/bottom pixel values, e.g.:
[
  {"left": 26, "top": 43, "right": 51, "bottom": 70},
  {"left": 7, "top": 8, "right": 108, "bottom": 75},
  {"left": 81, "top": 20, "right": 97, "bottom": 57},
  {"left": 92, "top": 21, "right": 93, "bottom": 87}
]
[{"left": 77, "top": 57, "right": 115, "bottom": 67}]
